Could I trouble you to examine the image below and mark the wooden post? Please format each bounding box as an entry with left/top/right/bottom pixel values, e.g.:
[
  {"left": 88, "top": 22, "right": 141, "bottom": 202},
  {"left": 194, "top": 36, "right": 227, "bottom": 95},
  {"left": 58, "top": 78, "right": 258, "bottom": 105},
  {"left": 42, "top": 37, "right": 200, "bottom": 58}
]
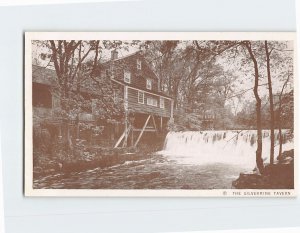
[
  {"left": 131, "top": 127, "right": 134, "bottom": 146},
  {"left": 124, "top": 113, "right": 128, "bottom": 147},
  {"left": 124, "top": 86, "right": 128, "bottom": 147},
  {"left": 151, "top": 115, "right": 156, "bottom": 130},
  {"left": 170, "top": 99, "right": 174, "bottom": 120},
  {"left": 114, "top": 125, "right": 132, "bottom": 148},
  {"left": 151, "top": 115, "right": 158, "bottom": 135},
  {"left": 114, "top": 131, "right": 125, "bottom": 148},
  {"left": 160, "top": 116, "right": 163, "bottom": 132},
  {"left": 122, "top": 125, "right": 131, "bottom": 147},
  {"left": 111, "top": 123, "right": 115, "bottom": 141},
  {"left": 134, "top": 115, "right": 151, "bottom": 147}
]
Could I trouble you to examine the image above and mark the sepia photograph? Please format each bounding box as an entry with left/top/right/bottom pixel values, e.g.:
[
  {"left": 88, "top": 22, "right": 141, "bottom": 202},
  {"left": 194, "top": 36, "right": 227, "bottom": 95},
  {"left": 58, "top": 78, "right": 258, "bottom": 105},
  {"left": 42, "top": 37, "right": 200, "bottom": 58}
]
[{"left": 24, "top": 32, "right": 296, "bottom": 196}]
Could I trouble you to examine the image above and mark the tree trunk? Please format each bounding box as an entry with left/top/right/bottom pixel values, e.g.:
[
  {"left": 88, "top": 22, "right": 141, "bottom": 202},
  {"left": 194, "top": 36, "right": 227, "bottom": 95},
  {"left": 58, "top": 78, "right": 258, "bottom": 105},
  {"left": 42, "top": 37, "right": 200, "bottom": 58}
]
[
  {"left": 244, "top": 42, "right": 264, "bottom": 174},
  {"left": 278, "top": 123, "right": 283, "bottom": 157},
  {"left": 264, "top": 41, "right": 275, "bottom": 165},
  {"left": 277, "top": 72, "right": 291, "bottom": 157}
]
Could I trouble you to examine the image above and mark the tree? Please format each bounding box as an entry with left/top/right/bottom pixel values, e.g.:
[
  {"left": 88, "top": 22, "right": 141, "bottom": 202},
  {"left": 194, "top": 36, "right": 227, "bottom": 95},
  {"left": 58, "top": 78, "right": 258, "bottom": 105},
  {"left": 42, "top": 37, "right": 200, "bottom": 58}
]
[
  {"left": 278, "top": 71, "right": 292, "bottom": 157},
  {"left": 264, "top": 41, "right": 275, "bottom": 165},
  {"left": 243, "top": 41, "right": 264, "bottom": 174},
  {"left": 142, "top": 40, "right": 184, "bottom": 108},
  {"left": 48, "top": 40, "right": 99, "bottom": 150},
  {"left": 34, "top": 40, "right": 128, "bottom": 151}
]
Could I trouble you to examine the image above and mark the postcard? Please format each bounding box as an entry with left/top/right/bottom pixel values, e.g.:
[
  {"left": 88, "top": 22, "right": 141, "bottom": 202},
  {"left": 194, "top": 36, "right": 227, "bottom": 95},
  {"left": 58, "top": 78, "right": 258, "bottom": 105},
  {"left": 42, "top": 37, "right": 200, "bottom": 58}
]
[{"left": 24, "top": 32, "right": 296, "bottom": 196}]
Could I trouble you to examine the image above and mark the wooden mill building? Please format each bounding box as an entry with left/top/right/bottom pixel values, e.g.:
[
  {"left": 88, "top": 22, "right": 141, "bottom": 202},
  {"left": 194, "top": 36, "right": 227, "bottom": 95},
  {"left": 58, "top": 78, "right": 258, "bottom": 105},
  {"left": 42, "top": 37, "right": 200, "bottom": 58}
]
[{"left": 101, "top": 50, "right": 174, "bottom": 147}]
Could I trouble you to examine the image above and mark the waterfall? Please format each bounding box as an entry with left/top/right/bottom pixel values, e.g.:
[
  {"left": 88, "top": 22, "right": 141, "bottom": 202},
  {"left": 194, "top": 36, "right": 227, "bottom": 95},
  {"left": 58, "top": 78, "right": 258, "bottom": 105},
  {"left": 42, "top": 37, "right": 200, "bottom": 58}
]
[{"left": 160, "top": 130, "right": 293, "bottom": 168}]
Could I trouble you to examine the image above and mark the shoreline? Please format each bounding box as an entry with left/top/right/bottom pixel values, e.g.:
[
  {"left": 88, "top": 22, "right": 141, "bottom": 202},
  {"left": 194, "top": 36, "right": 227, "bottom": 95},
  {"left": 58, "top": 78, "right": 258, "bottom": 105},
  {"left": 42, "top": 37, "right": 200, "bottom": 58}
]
[{"left": 232, "top": 149, "right": 294, "bottom": 189}]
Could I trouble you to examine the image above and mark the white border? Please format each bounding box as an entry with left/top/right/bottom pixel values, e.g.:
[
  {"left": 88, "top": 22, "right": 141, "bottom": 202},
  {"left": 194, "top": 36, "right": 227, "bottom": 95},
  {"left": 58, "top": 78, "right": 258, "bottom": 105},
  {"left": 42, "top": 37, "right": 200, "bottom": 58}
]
[
  {"left": 25, "top": 31, "right": 295, "bottom": 41},
  {"left": 25, "top": 32, "right": 297, "bottom": 197},
  {"left": 0, "top": 133, "right": 5, "bottom": 233},
  {"left": 165, "top": 228, "right": 300, "bottom": 233},
  {"left": 0, "top": 0, "right": 135, "bottom": 6}
]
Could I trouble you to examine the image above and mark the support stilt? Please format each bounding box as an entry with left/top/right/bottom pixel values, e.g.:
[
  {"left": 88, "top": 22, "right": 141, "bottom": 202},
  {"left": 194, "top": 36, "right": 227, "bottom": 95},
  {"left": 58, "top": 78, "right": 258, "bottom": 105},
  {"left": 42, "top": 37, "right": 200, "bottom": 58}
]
[
  {"left": 114, "top": 125, "right": 132, "bottom": 148},
  {"left": 151, "top": 115, "right": 158, "bottom": 135},
  {"left": 134, "top": 115, "right": 151, "bottom": 147}
]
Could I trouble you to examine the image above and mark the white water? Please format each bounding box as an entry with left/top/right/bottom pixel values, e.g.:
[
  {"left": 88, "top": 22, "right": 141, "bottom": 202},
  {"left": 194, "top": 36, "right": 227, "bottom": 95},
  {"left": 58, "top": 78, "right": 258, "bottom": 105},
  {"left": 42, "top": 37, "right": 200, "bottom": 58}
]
[{"left": 160, "top": 130, "right": 293, "bottom": 169}]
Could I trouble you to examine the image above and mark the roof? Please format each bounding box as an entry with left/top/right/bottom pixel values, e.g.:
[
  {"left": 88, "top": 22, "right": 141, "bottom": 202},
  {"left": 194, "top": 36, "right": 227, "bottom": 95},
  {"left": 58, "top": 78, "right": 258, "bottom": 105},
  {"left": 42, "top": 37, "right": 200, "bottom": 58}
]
[
  {"left": 32, "top": 65, "right": 57, "bottom": 86},
  {"left": 101, "top": 50, "right": 160, "bottom": 80},
  {"left": 101, "top": 51, "right": 141, "bottom": 64}
]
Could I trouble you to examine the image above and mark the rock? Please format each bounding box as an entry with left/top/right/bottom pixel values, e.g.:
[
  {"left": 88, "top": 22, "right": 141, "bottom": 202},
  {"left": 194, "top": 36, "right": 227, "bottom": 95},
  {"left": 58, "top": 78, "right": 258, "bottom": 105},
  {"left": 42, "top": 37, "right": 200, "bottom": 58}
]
[
  {"left": 232, "top": 173, "right": 265, "bottom": 189},
  {"left": 233, "top": 160, "right": 294, "bottom": 189},
  {"left": 277, "top": 149, "right": 294, "bottom": 163},
  {"left": 233, "top": 149, "right": 294, "bottom": 189}
]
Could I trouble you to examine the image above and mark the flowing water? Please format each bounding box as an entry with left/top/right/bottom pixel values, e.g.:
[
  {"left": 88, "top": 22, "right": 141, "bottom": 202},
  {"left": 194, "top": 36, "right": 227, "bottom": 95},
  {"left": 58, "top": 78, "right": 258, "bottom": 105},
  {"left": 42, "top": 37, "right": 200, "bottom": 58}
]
[
  {"left": 34, "top": 129, "right": 293, "bottom": 189},
  {"left": 161, "top": 129, "right": 293, "bottom": 169}
]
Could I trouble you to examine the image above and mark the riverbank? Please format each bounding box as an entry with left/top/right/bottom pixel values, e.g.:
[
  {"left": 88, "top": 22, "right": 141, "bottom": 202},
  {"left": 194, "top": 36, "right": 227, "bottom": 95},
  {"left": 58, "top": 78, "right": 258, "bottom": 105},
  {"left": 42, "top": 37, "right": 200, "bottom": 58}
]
[
  {"left": 232, "top": 149, "right": 294, "bottom": 189},
  {"left": 33, "top": 155, "right": 243, "bottom": 189},
  {"left": 33, "top": 134, "right": 165, "bottom": 180}
]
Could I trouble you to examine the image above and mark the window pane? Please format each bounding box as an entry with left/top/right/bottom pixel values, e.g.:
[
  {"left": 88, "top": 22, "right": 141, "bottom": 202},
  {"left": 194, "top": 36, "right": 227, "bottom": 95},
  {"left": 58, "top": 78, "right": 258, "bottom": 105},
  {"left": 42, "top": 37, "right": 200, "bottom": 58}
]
[
  {"left": 160, "top": 97, "right": 164, "bottom": 108},
  {"left": 137, "top": 59, "right": 141, "bottom": 70},
  {"left": 138, "top": 91, "right": 144, "bottom": 104},
  {"left": 124, "top": 71, "right": 131, "bottom": 83},
  {"left": 147, "top": 97, "right": 151, "bottom": 105},
  {"left": 146, "top": 97, "right": 158, "bottom": 106},
  {"left": 146, "top": 79, "right": 152, "bottom": 90}
]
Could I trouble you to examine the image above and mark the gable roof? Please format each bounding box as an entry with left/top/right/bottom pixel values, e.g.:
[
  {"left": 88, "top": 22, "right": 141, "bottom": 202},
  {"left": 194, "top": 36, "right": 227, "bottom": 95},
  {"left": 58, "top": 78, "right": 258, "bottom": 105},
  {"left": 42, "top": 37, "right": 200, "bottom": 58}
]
[
  {"left": 101, "top": 50, "right": 160, "bottom": 80},
  {"left": 32, "top": 65, "right": 101, "bottom": 96},
  {"left": 32, "top": 65, "right": 57, "bottom": 86},
  {"left": 102, "top": 51, "right": 141, "bottom": 63}
]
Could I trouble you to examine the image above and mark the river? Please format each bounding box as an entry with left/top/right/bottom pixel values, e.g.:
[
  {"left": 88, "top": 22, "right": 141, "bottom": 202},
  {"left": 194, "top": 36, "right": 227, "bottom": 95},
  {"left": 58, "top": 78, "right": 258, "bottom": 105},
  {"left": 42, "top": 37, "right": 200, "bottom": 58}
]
[{"left": 33, "top": 129, "right": 293, "bottom": 189}]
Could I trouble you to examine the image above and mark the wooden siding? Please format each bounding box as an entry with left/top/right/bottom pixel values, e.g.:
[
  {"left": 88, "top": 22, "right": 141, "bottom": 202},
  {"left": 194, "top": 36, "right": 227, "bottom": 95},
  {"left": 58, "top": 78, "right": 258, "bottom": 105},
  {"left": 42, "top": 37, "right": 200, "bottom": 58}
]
[
  {"left": 103, "top": 53, "right": 160, "bottom": 92},
  {"left": 127, "top": 88, "right": 171, "bottom": 117}
]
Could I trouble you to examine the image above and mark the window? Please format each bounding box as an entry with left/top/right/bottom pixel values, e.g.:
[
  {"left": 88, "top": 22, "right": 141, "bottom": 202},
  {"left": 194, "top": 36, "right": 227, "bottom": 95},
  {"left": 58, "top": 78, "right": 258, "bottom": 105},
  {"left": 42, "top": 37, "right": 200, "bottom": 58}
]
[
  {"left": 137, "top": 59, "right": 142, "bottom": 70},
  {"left": 124, "top": 71, "right": 131, "bottom": 83},
  {"left": 138, "top": 91, "right": 144, "bottom": 104},
  {"left": 147, "top": 97, "right": 158, "bottom": 107},
  {"left": 160, "top": 97, "right": 165, "bottom": 109},
  {"left": 146, "top": 79, "right": 152, "bottom": 90},
  {"left": 105, "top": 69, "right": 110, "bottom": 77}
]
